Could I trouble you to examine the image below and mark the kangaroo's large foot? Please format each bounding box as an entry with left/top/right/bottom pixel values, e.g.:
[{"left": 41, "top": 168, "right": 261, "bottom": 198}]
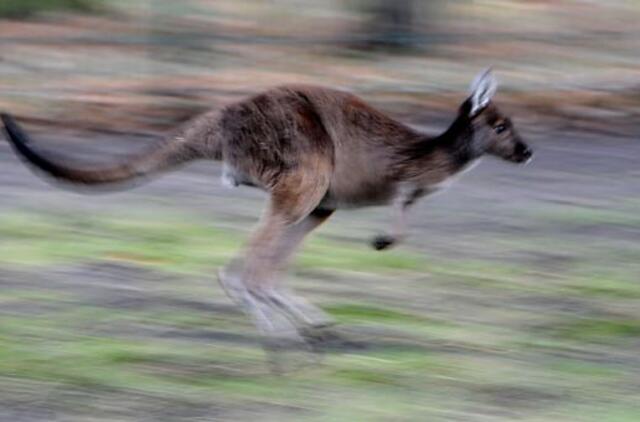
[
  {"left": 218, "top": 268, "right": 314, "bottom": 373},
  {"left": 218, "top": 267, "right": 334, "bottom": 330},
  {"left": 217, "top": 267, "right": 346, "bottom": 371},
  {"left": 261, "top": 288, "right": 336, "bottom": 330},
  {"left": 217, "top": 268, "right": 298, "bottom": 337}
]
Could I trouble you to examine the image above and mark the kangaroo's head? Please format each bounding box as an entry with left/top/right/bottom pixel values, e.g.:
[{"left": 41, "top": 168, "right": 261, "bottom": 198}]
[{"left": 463, "top": 69, "right": 533, "bottom": 164}]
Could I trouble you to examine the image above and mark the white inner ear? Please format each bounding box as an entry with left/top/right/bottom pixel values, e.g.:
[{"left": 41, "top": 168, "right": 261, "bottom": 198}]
[{"left": 470, "top": 69, "right": 498, "bottom": 115}]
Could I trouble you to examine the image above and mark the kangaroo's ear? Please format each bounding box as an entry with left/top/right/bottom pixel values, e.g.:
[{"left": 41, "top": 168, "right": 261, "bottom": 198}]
[{"left": 469, "top": 68, "right": 498, "bottom": 116}]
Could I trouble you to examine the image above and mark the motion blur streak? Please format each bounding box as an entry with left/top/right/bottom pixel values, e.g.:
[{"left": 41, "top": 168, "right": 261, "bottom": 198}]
[{"left": 1, "top": 1, "right": 639, "bottom": 421}]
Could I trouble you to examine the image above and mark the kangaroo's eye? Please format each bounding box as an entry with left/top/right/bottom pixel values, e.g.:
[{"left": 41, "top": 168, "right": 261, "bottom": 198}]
[{"left": 494, "top": 124, "right": 507, "bottom": 134}]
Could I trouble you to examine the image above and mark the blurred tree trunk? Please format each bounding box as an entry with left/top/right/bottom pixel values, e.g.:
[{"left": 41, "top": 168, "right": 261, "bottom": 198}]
[
  {"left": 354, "top": 0, "right": 446, "bottom": 50},
  {"left": 364, "top": 0, "right": 416, "bottom": 48}
]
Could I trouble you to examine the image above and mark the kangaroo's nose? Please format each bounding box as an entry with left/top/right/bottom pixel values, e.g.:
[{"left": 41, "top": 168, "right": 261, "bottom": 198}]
[{"left": 515, "top": 142, "right": 533, "bottom": 163}]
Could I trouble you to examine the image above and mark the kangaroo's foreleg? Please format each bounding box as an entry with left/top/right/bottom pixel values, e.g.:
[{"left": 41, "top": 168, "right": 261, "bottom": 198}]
[{"left": 372, "top": 187, "right": 424, "bottom": 251}]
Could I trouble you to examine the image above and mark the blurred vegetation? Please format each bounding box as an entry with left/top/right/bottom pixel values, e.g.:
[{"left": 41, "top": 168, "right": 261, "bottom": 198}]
[
  {"left": 2, "top": 0, "right": 639, "bottom": 132},
  {"left": 1, "top": 204, "right": 640, "bottom": 420},
  {"left": 0, "top": 0, "right": 102, "bottom": 19},
  {"left": 0, "top": 210, "right": 428, "bottom": 274}
]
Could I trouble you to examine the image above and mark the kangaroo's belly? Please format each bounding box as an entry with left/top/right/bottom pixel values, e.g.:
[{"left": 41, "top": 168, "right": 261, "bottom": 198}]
[{"left": 320, "top": 179, "right": 397, "bottom": 209}]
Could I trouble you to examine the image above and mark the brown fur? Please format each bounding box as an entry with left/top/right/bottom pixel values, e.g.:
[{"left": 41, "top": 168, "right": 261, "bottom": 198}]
[{"left": 2, "top": 76, "right": 532, "bottom": 344}]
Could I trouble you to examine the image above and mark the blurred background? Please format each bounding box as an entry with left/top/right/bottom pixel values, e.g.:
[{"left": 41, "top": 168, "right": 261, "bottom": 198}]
[{"left": 1, "top": 1, "right": 640, "bottom": 421}]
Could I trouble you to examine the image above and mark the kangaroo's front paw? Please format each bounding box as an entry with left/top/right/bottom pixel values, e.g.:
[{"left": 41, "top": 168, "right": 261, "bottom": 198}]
[{"left": 371, "top": 235, "right": 396, "bottom": 251}]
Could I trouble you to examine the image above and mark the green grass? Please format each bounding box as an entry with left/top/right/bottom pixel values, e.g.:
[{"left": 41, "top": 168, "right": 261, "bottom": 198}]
[
  {"left": 2, "top": 208, "right": 640, "bottom": 421},
  {"left": 0, "top": 210, "right": 429, "bottom": 275},
  {"left": 299, "top": 240, "right": 426, "bottom": 273},
  {"left": 0, "top": 211, "right": 239, "bottom": 272},
  {"left": 325, "top": 303, "right": 434, "bottom": 324},
  {"left": 549, "top": 317, "right": 640, "bottom": 343}
]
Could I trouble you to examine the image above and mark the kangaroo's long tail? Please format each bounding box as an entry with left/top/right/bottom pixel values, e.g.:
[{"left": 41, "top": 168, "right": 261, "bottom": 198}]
[{"left": 1, "top": 113, "right": 211, "bottom": 187}]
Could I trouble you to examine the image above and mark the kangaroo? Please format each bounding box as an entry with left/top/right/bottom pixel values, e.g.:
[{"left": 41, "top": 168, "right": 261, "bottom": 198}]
[{"left": 2, "top": 69, "right": 532, "bottom": 346}]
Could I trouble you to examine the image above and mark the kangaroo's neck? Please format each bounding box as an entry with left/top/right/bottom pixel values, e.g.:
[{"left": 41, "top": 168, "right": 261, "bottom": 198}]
[
  {"left": 433, "top": 108, "right": 480, "bottom": 168},
  {"left": 401, "top": 105, "right": 480, "bottom": 172}
]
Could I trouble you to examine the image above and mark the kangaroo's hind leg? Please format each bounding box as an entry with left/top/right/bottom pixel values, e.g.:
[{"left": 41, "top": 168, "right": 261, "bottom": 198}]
[
  {"left": 218, "top": 164, "right": 332, "bottom": 340},
  {"left": 254, "top": 207, "right": 336, "bottom": 330},
  {"left": 217, "top": 205, "right": 302, "bottom": 340}
]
